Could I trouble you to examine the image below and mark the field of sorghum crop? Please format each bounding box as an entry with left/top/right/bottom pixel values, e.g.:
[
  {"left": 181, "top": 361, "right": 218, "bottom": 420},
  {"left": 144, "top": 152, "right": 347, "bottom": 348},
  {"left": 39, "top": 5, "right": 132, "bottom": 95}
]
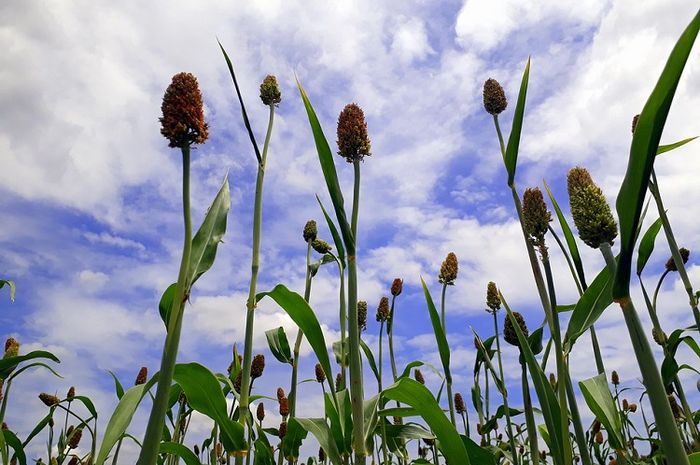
[{"left": 1, "top": 8, "right": 700, "bottom": 465}]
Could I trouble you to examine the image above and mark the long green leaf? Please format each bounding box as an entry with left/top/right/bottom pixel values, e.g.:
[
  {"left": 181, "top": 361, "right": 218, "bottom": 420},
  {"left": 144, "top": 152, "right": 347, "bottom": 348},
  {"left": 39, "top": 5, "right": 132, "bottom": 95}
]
[
  {"left": 382, "top": 378, "right": 470, "bottom": 465},
  {"left": 564, "top": 266, "right": 613, "bottom": 351},
  {"left": 544, "top": 180, "right": 587, "bottom": 285},
  {"left": 614, "top": 12, "right": 700, "bottom": 298},
  {"left": 3, "top": 430, "right": 26, "bottom": 465},
  {"left": 579, "top": 374, "right": 625, "bottom": 449},
  {"left": 420, "top": 277, "right": 451, "bottom": 382},
  {"left": 257, "top": 284, "right": 335, "bottom": 393},
  {"left": 265, "top": 326, "right": 293, "bottom": 365},
  {"left": 296, "top": 79, "right": 354, "bottom": 254},
  {"left": 0, "top": 350, "right": 60, "bottom": 380},
  {"left": 173, "top": 363, "right": 245, "bottom": 452},
  {"left": 316, "top": 194, "right": 346, "bottom": 266},
  {"left": 636, "top": 216, "right": 663, "bottom": 275},
  {"left": 159, "top": 442, "right": 201, "bottom": 465},
  {"left": 503, "top": 296, "right": 565, "bottom": 465},
  {"left": 657, "top": 136, "right": 697, "bottom": 155},
  {"left": 96, "top": 383, "right": 151, "bottom": 465},
  {"left": 504, "top": 58, "right": 531, "bottom": 187},
  {"left": 188, "top": 176, "right": 230, "bottom": 286},
  {"left": 281, "top": 418, "right": 307, "bottom": 461},
  {"left": 296, "top": 418, "right": 343, "bottom": 465},
  {"left": 360, "top": 339, "right": 380, "bottom": 385},
  {"left": 462, "top": 435, "right": 497, "bottom": 465}
]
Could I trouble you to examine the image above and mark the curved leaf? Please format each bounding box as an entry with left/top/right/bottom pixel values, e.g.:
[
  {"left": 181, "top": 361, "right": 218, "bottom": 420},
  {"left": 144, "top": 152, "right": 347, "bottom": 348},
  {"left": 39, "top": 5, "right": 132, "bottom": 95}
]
[
  {"left": 265, "top": 326, "right": 293, "bottom": 365},
  {"left": 544, "top": 180, "right": 586, "bottom": 286},
  {"left": 420, "top": 277, "right": 451, "bottom": 382},
  {"left": 382, "top": 378, "right": 470, "bottom": 465},
  {"left": 579, "top": 374, "right": 624, "bottom": 450},
  {"left": 360, "top": 339, "right": 380, "bottom": 385},
  {"left": 158, "top": 282, "right": 177, "bottom": 327},
  {"left": 3, "top": 430, "right": 26, "bottom": 465},
  {"left": 159, "top": 442, "right": 201, "bottom": 465},
  {"left": 614, "top": 12, "right": 700, "bottom": 298},
  {"left": 0, "top": 280, "right": 15, "bottom": 302},
  {"left": 96, "top": 383, "right": 151, "bottom": 465},
  {"left": 0, "top": 350, "right": 60, "bottom": 380},
  {"left": 657, "top": 136, "right": 697, "bottom": 155},
  {"left": 295, "top": 418, "right": 342, "bottom": 465},
  {"left": 316, "top": 194, "right": 345, "bottom": 265},
  {"left": 564, "top": 266, "right": 613, "bottom": 351},
  {"left": 637, "top": 216, "right": 663, "bottom": 275},
  {"left": 504, "top": 58, "right": 531, "bottom": 187},
  {"left": 107, "top": 370, "right": 125, "bottom": 400}
]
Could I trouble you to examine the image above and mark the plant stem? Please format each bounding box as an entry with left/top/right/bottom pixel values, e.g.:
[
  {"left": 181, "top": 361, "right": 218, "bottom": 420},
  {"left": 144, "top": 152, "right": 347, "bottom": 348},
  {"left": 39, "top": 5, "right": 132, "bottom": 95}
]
[
  {"left": 348, "top": 159, "right": 366, "bottom": 463},
  {"left": 338, "top": 260, "right": 348, "bottom": 385},
  {"left": 440, "top": 283, "right": 447, "bottom": 332},
  {"left": 565, "top": 369, "right": 593, "bottom": 465},
  {"left": 521, "top": 361, "right": 540, "bottom": 465},
  {"left": 649, "top": 170, "right": 700, "bottom": 329},
  {"left": 137, "top": 144, "right": 193, "bottom": 465},
  {"left": 388, "top": 295, "right": 398, "bottom": 382},
  {"left": 492, "top": 312, "right": 519, "bottom": 465},
  {"left": 236, "top": 105, "right": 275, "bottom": 464},
  {"left": 289, "top": 242, "right": 313, "bottom": 418},
  {"left": 599, "top": 242, "right": 690, "bottom": 465}
]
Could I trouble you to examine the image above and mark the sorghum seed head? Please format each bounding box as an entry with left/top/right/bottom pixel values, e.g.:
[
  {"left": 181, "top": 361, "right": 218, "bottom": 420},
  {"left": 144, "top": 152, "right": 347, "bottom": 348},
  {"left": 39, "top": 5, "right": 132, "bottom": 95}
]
[
  {"left": 567, "top": 167, "right": 618, "bottom": 249},
  {"left": 278, "top": 421, "right": 287, "bottom": 439},
  {"left": 68, "top": 427, "right": 82, "bottom": 449},
  {"left": 251, "top": 354, "right": 265, "bottom": 379},
  {"left": 669, "top": 395, "right": 682, "bottom": 419},
  {"left": 522, "top": 187, "right": 552, "bottom": 250},
  {"left": 540, "top": 451, "right": 547, "bottom": 460},
  {"left": 336, "top": 103, "right": 371, "bottom": 163},
  {"left": 483, "top": 78, "right": 508, "bottom": 115},
  {"left": 486, "top": 282, "right": 501, "bottom": 312},
  {"left": 503, "top": 311, "right": 529, "bottom": 347},
  {"left": 335, "top": 373, "right": 344, "bottom": 390},
  {"left": 315, "top": 363, "right": 326, "bottom": 383},
  {"left": 418, "top": 446, "right": 427, "bottom": 458},
  {"left": 66, "top": 386, "right": 75, "bottom": 401},
  {"left": 390, "top": 278, "right": 403, "bottom": 296},
  {"left": 303, "top": 220, "right": 318, "bottom": 243},
  {"left": 376, "top": 297, "right": 390, "bottom": 322},
  {"left": 319, "top": 447, "right": 326, "bottom": 462},
  {"left": 279, "top": 397, "right": 289, "bottom": 417},
  {"left": 611, "top": 370, "right": 620, "bottom": 386},
  {"left": 414, "top": 369, "right": 425, "bottom": 385},
  {"left": 67, "top": 457, "right": 79, "bottom": 465},
  {"left": 276, "top": 387, "right": 285, "bottom": 401},
  {"left": 194, "top": 444, "right": 200, "bottom": 456},
  {"left": 257, "top": 402, "right": 265, "bottom": 422},
  {"left": 665, "top": 248, "right": 690, "bottom": 272},
  {"left": 622, "top": 399, "right": 629, "bottom": 411},
  {"left": 595, "top": 431, "right": 604, "bottom": 444},
  {"left": 159, "top": 72, "right": 208, "bottom": 148},
  {"left": 311, "top": 239, "right": 332, "bottom": 254},
  {"left": 39, "top": 393, "right": 60, "bottom": 407},
  {"left": 49, "top": 418, "right": 54, "bottom": 428},
  {"left": 652, "top": 327, "right": 667, "bottom": 345},
  {"left": 135, "top": 366, "right": 148, "bottom": 386},
  {"left": 423, "top": 438, "right": 435, "bottom": 446},
  {"left": 632, "top": 114, "right": 640, "bottom": 134},
  {"left": 259, "top": 75, "right": 281, "bottom": 106},
  {"left": 592, "top": 420, "right": 601, "bottom": 434},
  {"left": 233, "top": 372, "right": 242, "bottom": 393},
  {"left": 610, "top": 460, "right": 618, "bottom": 465},
  {"left": 629, "top": 403, "right": 637, "bottom": 413},
  {"left": 4, "top": 337, "right": 19, "bottom": 356},
  {"left": 0, "top": 422, "right": 6, "bottom": 430},
  {"left": 454, "top": 393, "right": 466, "bottom": 414},
  {"left": 439, "top": 252, "right": 458, "bottom": 285},
  {"left": 549, "top": 373, "right": 557, "bottom": 389},
  {"left": 215, "top": 443, "right": 222, "bottom": 457},
  {"left": 357, "top": 301, "right": 367, "bottom": 332}
]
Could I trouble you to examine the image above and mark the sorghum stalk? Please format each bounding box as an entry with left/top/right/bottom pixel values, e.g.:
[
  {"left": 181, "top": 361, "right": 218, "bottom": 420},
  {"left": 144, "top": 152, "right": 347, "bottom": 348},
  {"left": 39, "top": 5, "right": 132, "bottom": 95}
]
[
  {"left": 599, "top": 242, "right": 689, "bottom": 465},
  {"left": 492, "top": 312, "right": 520, "bottom": 465},
  {"left": 137, "top": 144, "right": 193, "bottom": 465},
  {"left": 347, "top": 159, "right": 366, "bottom": 463},
  {"left": 439, "top": 279, "right": 457, "bottom": 425},
  {"left": 521, "top": 362, "right": 540, "bottom": 464},
  {"left": 289, "top": 239, "right": 314, "bottom": 418},
  {"left": 377, "top": 317, "right": 390, "bottom": 465},
  {"left": 388, "top": 294, "right": 399, "bottom": 382},
  {"left": 237, "top": 101, "right": 276, "bottom": 461},
  {"left": 565, "top": 372, "right": 593, "bottom": 465},
  {"left": 338, "top": 261, "right": 348, "bottom": 385},
  {"left": 649, "top": 170, "right": 700, "bottom": 329}
]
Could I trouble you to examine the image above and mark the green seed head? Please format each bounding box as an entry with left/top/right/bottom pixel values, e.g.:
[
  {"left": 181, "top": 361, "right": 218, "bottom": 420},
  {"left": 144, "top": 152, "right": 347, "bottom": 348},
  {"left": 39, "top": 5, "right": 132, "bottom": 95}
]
[
  {"left": 486, "top": 282, "right": 501, "bottom": 312},
  {"left": 503, "top": 311, "right": 529, "bottom": 347},
  {"left": 567, "top": 166, "right": 618, "bottom": 249},
  {"left": 159, "top": 72, "right": 208, "bottom": 148},
  {"left": 311, "top": 239, "right": 332, "bottom": 254},
  {"left": 376, "top": 296, "right": 390, "bottom": 322},
  {"left": 259, "top": 75, "right": 282, "bottom": 106},
  {"left": 483, "top": 78, "right": 508, "bottom": 115},
  {"left": 358, "top": 300, "right": 368, "bottom": 332},
  {"left": 337, "top": 103, "right": 371, "bottom": 163},
  {"left": 439, "top": 252, "right": 458, "bottom": 285},
  {"left": 522, "top": 187, "right": 552, "bottom": 251},
  {"left": 303, "top": 220, "right": 318, "bottom": 243}
]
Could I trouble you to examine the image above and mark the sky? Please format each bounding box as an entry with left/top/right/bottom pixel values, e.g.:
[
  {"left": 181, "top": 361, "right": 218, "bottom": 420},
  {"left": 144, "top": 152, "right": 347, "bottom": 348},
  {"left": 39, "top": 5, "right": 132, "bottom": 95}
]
[{"left": 1, "top": 0, "right": 700, "bottom": 462}]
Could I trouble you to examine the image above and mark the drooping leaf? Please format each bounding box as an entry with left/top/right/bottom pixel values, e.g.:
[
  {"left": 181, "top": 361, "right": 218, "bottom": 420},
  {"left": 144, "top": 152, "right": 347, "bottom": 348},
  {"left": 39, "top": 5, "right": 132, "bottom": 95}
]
[
  {"left": 579, "top": 374, "right": 625, "bottom": 450},
  {"left": 173, "top": 363, "right": 245, "bottom": 452},
  {"left": 636, "top": 216, "right": 664, "bottom": 275},
  {"left": 265, "top": 326, "right": 293, "bottom": 365},
  {"left": 296, "top": 79, "right": 354, "bottom": 254},
  {"left": 0, "top": 280, "right": 16, "bottom": 302},
  {"left": 257, "top": 284, "right": 335, "bottom": 393},
  {"left": 504, "top": 58, "right": 531, "bottom": 187},
  {"left": 159, "top": 442, "right": 201, "bottom": 465},
  {"left": 0, "top": 350, "right": 60, "bottom": 380},
  {"left": 614, "top": 12, "right": 700, "bottom": 299},
  {"left": 382, "top": 378, "right": 470, "bottom": 465},
  {"left": 295, "top": 418, "right": 342, "bottom": 465},
  {"left": 107, "top": 370, "right": 125, "bottom": 400},
  {"left": 188, "top": 176, "right": 230, "bottom": 286},
  {"left": 382, "top": 423, "right": 435, "bottom": 440}
]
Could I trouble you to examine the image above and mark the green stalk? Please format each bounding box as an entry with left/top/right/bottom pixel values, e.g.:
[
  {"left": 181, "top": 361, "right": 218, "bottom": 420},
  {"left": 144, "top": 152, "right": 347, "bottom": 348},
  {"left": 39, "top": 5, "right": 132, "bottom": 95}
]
[
  {"left": 521, "top": 361, "right": 540, "bottom": 465},
  {"left": 236, "top": 105, "right": 276, "bottom": 464},
  {"left": 441, "top": 282, "right": 457, "bottom": 425},
  {"left": 649, "top": 170, "right": 700, "bottom": 329},
  {"left": 484, "top": 364, "right": 491, "bottom": 441},
  {"left": 388, "top": 295, "right": 398, "bottom": 382},
  {"left": 348, "top": 160, "right": 366, "bottom": 463},
  {"left": 440, "top": 283, "right": 447, "bottom": 331},
  {"left": 137, "top": 145, "right": 193, "bottom": 465},
  {"left": 599, "top": 242, "right": 690, "bottom": 465},
  {"left": 377, "top": 319, "right": 390, "bottom": 465},
  {"left": 492, "top": 312, "right": 520, "bottom": 465},
  {"left": 289, "top": 242, "right": 313, "bottom": 418},
  {"left": 565, "top": 371, "right": 592, "bottom": 465},
  {"left": 338, "top": 260, "right": 348, "bottom": 385}
]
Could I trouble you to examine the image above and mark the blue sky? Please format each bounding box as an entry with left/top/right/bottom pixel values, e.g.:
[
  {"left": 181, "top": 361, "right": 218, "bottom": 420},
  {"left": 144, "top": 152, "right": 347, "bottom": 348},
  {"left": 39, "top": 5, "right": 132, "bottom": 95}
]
[{"left": 2, "top": 0, "right": 700, "bottom": 460}]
